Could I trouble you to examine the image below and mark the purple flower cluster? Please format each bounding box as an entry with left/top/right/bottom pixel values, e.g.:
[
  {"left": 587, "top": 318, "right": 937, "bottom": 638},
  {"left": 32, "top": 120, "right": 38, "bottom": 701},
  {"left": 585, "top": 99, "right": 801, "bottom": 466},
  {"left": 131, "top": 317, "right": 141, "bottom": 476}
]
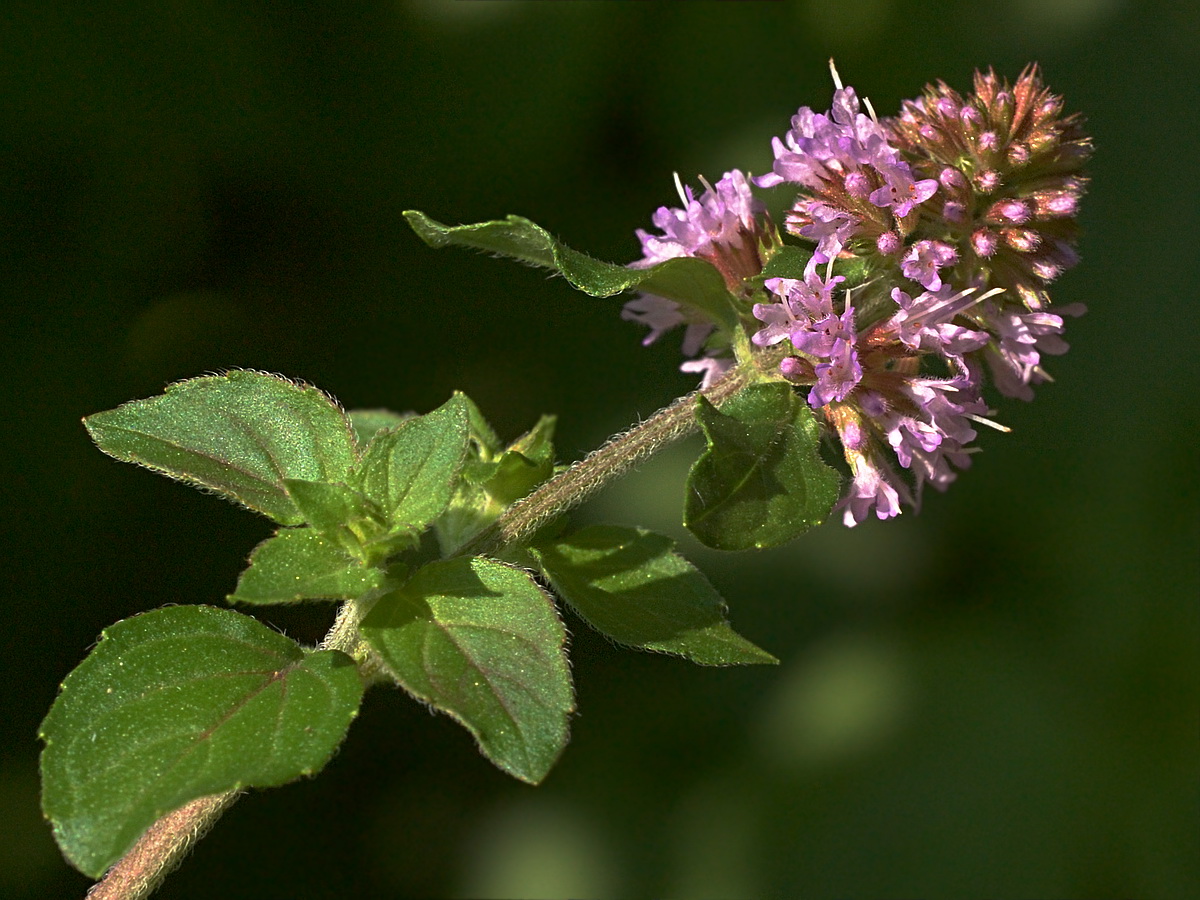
[
  {"left": 624, "top": 66, "right": 1090, "bottom": 525},
  {"left": 755, "top": 269, "right": 1001, "bottom": 524},
  {"left": 755, "top": 82, "right": 938, "bottom": 264},
  {"left": 622, "top": 171, "right": 772, "bottom": 387}
]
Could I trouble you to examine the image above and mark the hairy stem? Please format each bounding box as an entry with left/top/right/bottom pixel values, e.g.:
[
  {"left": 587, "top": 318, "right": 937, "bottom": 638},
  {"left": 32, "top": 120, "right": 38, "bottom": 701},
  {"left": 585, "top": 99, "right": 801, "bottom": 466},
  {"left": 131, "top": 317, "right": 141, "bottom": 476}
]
[
  {"left": 84, "top": 361, "right": 757, "bottom": 899},
  {"left": 85, "top": 792, "right": 239, "bottom": 900},
  {"left": 462, "top": 361, "right": 754, "bottom": 557}
]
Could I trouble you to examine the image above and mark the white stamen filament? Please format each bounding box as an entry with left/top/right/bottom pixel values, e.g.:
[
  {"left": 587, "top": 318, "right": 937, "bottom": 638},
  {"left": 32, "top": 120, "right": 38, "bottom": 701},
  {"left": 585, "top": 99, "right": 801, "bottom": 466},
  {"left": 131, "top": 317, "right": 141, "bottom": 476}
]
[
  {"left": 673, "top": 172, "right": 688, "bottom": 208},
  {"left": 966, "top": 413, "right": 1012, "bottom": 433},
  {"left": 830, "top": 57, "right": 880, "bottom": 124},
  {"left": 828, "top": 58, "right": 843, "bottom": 90},
  {"left": 936, "top": 285, "right": 1007, "bottom": 318}
]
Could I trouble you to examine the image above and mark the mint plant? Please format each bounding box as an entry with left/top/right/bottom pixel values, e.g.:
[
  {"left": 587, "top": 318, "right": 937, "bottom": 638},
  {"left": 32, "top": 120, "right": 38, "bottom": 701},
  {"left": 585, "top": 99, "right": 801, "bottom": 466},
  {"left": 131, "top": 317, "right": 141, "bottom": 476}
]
[{"left": 40, "top": 64, "right": 1090, "bottom": 900}]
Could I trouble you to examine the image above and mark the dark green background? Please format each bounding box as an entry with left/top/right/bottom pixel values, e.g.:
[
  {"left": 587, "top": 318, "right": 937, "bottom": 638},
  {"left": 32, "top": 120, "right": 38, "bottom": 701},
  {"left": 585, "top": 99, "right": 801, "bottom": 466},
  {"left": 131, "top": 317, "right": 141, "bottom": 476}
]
[{"left": 4, "top": 1, "right": 1196, "bottom": 898}]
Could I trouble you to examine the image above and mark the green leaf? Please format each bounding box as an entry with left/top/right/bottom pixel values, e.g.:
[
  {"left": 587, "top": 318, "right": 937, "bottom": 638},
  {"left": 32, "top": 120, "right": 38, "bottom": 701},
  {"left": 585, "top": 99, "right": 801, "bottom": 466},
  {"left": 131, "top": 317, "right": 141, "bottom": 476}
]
[
  {"left": 482, "top": 450, "right": 551, "bottom": 507},
  {"left": 461, "top": 414, "right": 555, "bottom": 491},
  {"left": 83, "top": 371, "right": 359, "bottom": 525},
  {"left": 353, "top": 393, "right": 471, "bottom": 532},
  {"left": 754, "top": 244, "right": 871, "bottom": 290},
  {"left": 532, "top": 525, "right": 777, "bottom": 665},
  {"left": 482, "top": 416, "right": 557, "bottom": 505},
  {"left": 229, "top": 527, "right": 387, "bottom": 604},
  {"left": 280, "top": 478, "right": 409, "bottom": 562},
  {"left": 507, "top": 414, "right": 556, "bottom": 465},
  {"left": 284, "top": 479, "right": 379, "bottom": 534},
  {"left": 757, "top": 245, "right": 816, "bottom": 280},
  {"left": 404, "top": 210, "right": 738, "bottom": 332},
  {"left": 439, "top": 414, "right": 558, "bottom": 555},
  {"left": 459, "top": 393, "right": 503, "bottom": 457},
  {"left": 456, "top": 396, "right": 505, "bottom": 487},
  {"left": 349, "top": 409, "right": 411, "bottom": 448},
  {"left": 360, "top": 557, "right": 573, "bottom": 784},
  {"left": 684, "top": 382, "right": 841, "bottom": 550},
  {"left": 39, "top": 605, "right": 364, "bottom": 878}
]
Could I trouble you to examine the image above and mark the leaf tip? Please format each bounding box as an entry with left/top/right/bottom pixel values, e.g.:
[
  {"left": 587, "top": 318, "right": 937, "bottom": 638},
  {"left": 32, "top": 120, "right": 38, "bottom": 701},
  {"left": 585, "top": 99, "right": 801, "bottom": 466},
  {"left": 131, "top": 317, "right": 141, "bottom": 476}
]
[{"left": 402, "top": 210, "right": 443, "bottom": 247}]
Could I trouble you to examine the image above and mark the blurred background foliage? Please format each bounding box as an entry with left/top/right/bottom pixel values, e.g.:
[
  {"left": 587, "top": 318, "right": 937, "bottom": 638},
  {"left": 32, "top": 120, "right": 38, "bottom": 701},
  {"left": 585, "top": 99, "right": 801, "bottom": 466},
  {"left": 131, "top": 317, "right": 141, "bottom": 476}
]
[{"left": 3, "top": 1, "right": 1196, "bottom": 898}]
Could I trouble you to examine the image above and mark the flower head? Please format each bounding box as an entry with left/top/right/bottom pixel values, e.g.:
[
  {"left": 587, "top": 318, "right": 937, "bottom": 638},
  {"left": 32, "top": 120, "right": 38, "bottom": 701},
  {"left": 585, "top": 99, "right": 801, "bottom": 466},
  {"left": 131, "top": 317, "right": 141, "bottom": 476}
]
[
  {"left": 628, "top": 65, "right": 1088, "bottom": 525},
  {"left": 758, "top": 79, "right": 938, "bottom": 266},
  {"left": 757, "top": 275, "right": 996, "bottom": 524},
  {"left": 623, "top": 170, "right": 774, "bottom": 380},
  {"left": 886, "top": 65, "right": 1092, "bottom": 310},
  {"left": 633, "top": 169, "right": 771, "bottom": 290}
]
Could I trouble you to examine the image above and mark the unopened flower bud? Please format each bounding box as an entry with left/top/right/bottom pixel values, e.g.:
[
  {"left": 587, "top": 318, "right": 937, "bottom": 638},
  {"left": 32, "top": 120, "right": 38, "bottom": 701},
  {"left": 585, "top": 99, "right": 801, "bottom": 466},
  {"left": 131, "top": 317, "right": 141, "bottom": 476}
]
[
  {"left": 934, "top": 96, "right": 959, "bottom": 118},
  {"left": 974, "top": 169, "right": 1001, "bottom": 193},
  {"left": 986, "top": 198, "right": 1032, "bottom": 224},
  {"left": 1032, "top": 185, "right": 1081, "bottom": 218},
  {"left": 939, "top": 166, "right": 968, "bottom": 192},
  {"left": 844, "top": 171, "right": 872, "bottom": 199},
  {"left": 942, "top": 200, "right": 967, "bottom": 224},
  {"left": 1003, "top": 228, "right": 1041, "bottom": 253},
  {"left": 971, "top": 228, "right": 999, "bottom": 257},
  {"left": 1007, "top": 145, "right": 1031, "bottom": 165},
  {"left": 1031, "top": 260, "right": 1062, "bottom": 281},
  {"left": 780, "top": 355, "right": 814, "bottom": 382},
  {"left": 876, "top": 231, "right": 902, "bottom": 255}
]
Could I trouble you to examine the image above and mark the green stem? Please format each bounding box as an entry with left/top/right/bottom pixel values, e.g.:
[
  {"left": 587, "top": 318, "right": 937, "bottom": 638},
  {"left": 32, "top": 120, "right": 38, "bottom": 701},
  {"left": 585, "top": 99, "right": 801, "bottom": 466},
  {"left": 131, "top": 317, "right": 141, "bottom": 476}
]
[
  {"left": 83, "top": 361, "right": 758, "bottom": 900},
  {"left": 461, "top": 360, "right": 754, "bottom": 557}
]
